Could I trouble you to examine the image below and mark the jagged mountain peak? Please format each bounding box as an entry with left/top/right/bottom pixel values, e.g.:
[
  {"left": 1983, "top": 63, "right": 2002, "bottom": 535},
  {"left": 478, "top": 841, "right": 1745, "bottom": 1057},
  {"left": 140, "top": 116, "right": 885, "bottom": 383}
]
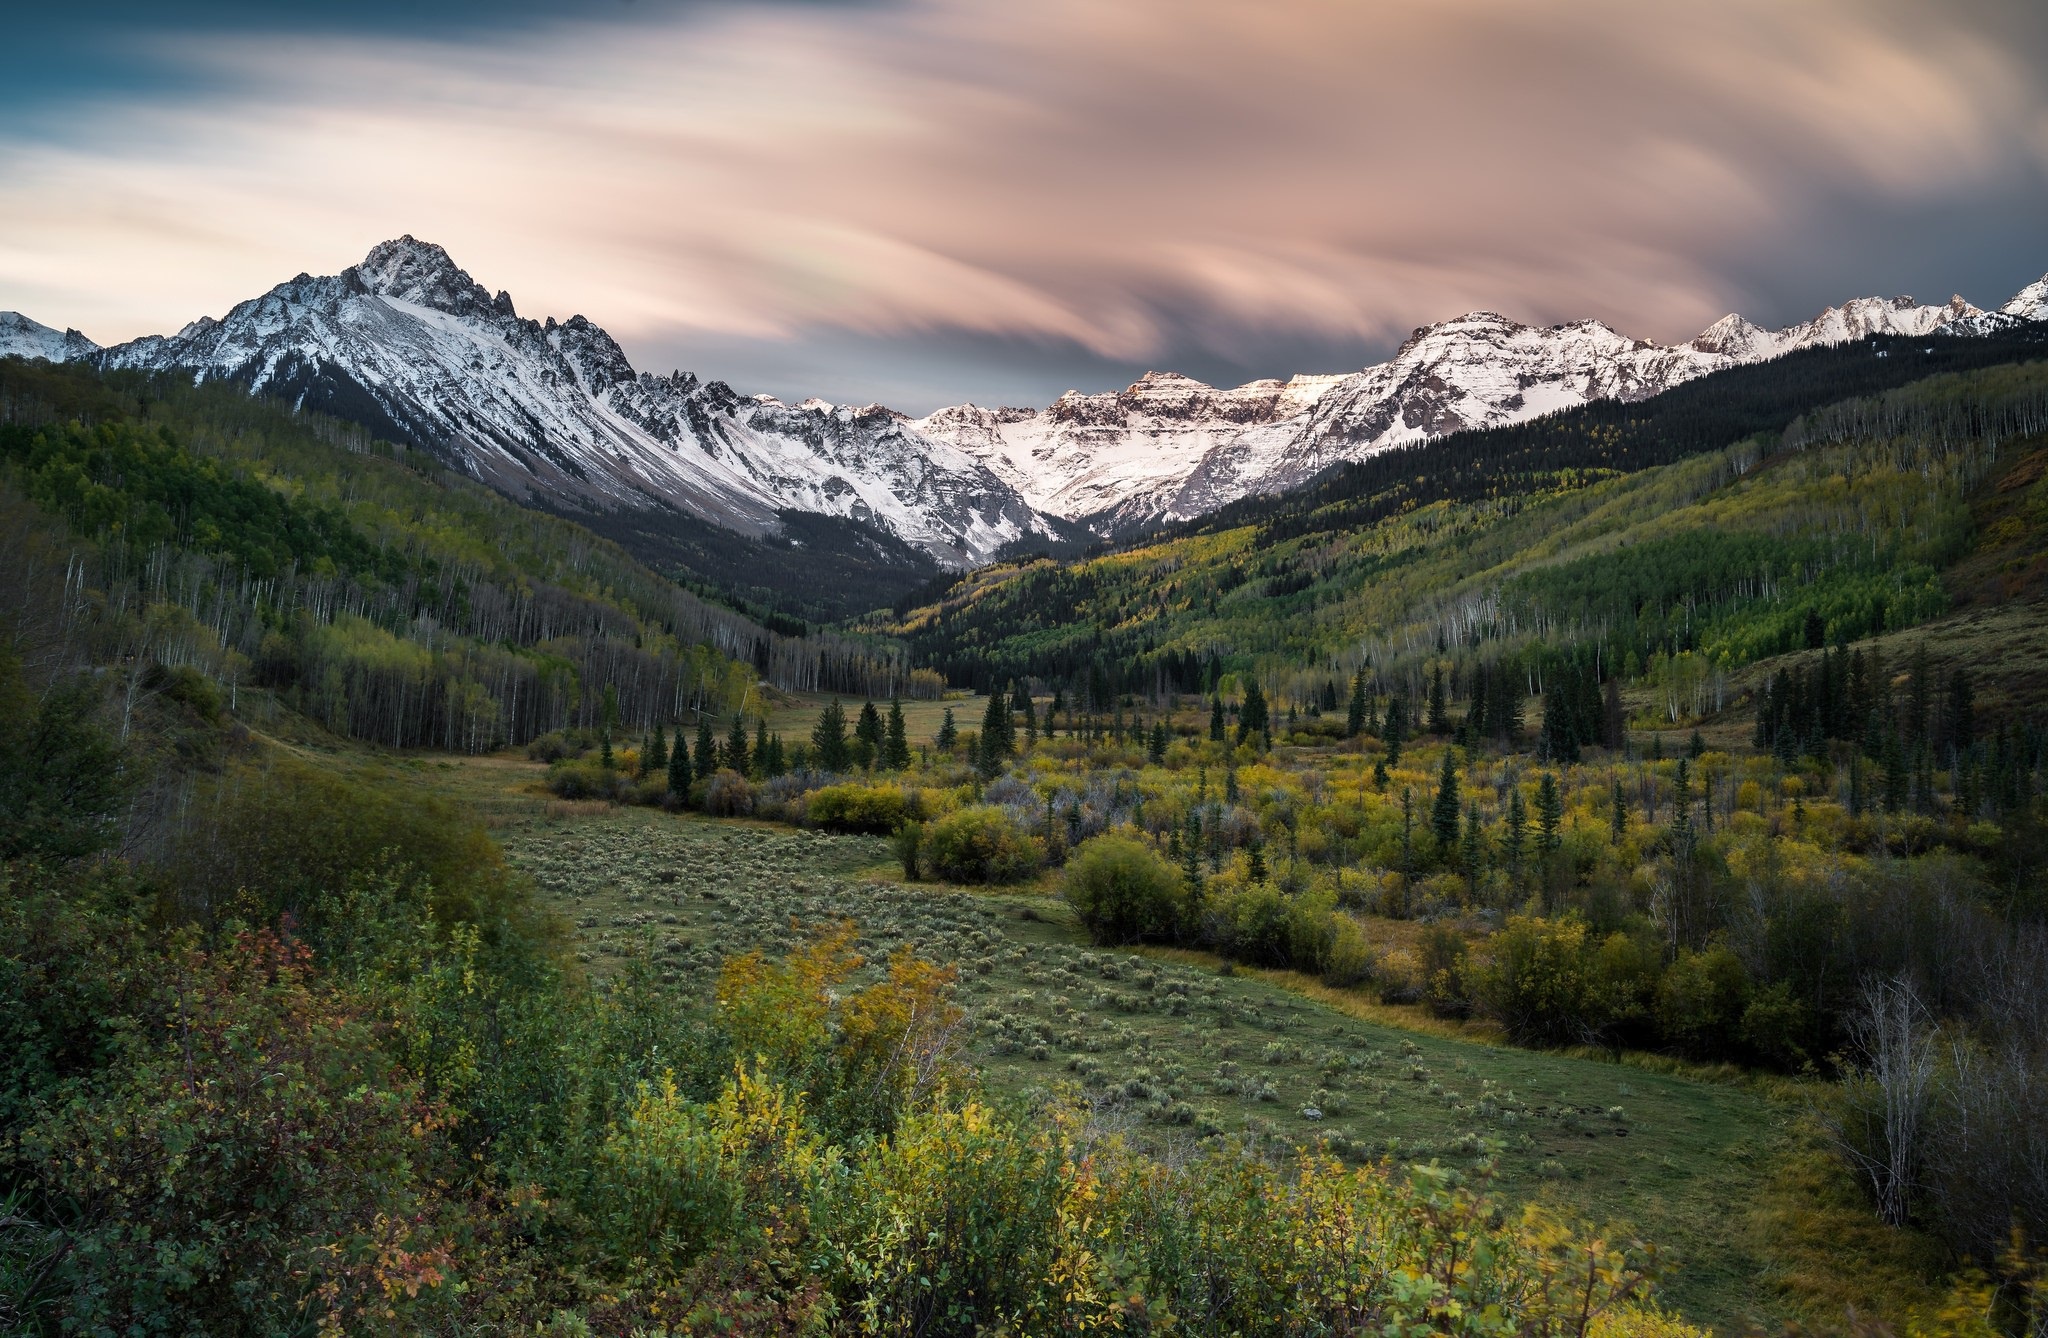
[
  {"left": 69, "top": 238, "right": 1051, "bottom": 568},
  {"left": 0, "top": 311, "right": 100, "bottom": 362},
  {"left": 919, "top": 269, "right": 2048, "bottom": 531},
  {"left": 353, "top": 236, "right": 495, "bottom": 315}
]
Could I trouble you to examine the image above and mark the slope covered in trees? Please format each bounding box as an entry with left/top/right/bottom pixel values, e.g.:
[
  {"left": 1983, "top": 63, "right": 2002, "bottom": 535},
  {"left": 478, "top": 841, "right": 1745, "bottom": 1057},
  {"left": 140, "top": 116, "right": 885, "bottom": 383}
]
[{"left": 0, "top": 358, "right": 916, "bottom": 752}]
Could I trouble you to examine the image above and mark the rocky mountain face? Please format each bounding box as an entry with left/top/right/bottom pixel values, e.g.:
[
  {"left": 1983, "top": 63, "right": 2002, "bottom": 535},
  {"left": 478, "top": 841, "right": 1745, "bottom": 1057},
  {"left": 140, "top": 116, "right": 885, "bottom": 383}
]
[
  {"left": 0, "top": 312, "right": 100, "bottom": 363},
  {"left": 5, "top": 243, "right": 2045, "bottom": 564},
  {"left": 70, "top": 238, "right": 1052, "bottom": 568},
  {"left": 915, "top": 282, "right": 2048, "bottom": 532}
]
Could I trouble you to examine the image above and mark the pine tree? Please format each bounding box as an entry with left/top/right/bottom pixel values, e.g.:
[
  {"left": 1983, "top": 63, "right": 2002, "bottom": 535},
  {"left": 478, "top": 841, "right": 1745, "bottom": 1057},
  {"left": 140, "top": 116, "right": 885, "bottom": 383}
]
[
  {"left": 1400, "top": 787, "right": 1415, "bottom": 875},
  {"left": 1383, "top": 696, "right": 1408, "bottom": 766},
  {"left": 1689, "top": 730, "right": 1706, "bottom": 760},
  {"left": 763, "top": 732, "right": 787, "bottom": 779},
  {"left": 695, "top": 718, "right": 717, "bottom": 780},
  {"left": 935, "top": 706, "right": 958, "bottom": 752},
  {"left": 811, "top": 698, "right": 849, "bottom": 772},
  {"left": 981, "top": 688, "right": 1014, "bottom": 765},
  {"left": 1503, "top": 787, "right": 1527, "bottom": 874},
  {"left": 1534, "top": 772, "right": 1562, "bottom": 855},
  {"left": 1013, "top": 681, "right": 1037, "bottom": 745},
  {"left": 1371, "top": 755, "right": 1390, "bottom": 790},
  {"left": 1430, "top": 749, "right": 1461, "bottom": 850},
  {"left": 1148, "top": 719, "right": 1169, "bottom": 765},
  {"left": 1236, "top": 680, "right": 1268, "bottom": 748},
  {"left": 884, "top": 698, "right": 910, "bottom": 770},
  {"left": 1346, "top": 669, "right": 1368, "bottom": 738},
  {"left": 1460, "top": 801, "right": 1485, "bottom": 879},
  {"left": 645, "top": 723, "right": 668, "bottom": 775},
  {"left": 1210, "top": 695, "right": 1226, "bottom": 742},
  {"left": 855, "top": 701, "right": 883, "bottom": 769},
  {"left": 1426, "top": 664, "right": 1450, "bottom": 735},
  {"left": 752, "top": 720, "right": 771, "bottom": 778},
  {"left": 667, "top": 728, "right": 693, "bottom": 796},
  {"left": 725, "top": 714, "right": 750, "bottom": 775},
  {"left": 1246, "top": 840, "right": 1267, "bottom": 884}
]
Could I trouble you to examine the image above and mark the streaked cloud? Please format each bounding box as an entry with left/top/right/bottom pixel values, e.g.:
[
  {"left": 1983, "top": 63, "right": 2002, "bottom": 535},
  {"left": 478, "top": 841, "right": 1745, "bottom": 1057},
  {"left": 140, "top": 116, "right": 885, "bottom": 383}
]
[{"left": 2, "top": 0, "right": 2045, "bottom": 409}]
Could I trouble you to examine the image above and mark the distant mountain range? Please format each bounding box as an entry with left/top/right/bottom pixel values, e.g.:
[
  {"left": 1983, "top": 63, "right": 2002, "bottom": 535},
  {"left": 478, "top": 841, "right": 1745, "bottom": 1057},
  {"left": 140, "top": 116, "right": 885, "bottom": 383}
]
[{"left": 5, "top": 241, "right": 2044, "bottom": 574}]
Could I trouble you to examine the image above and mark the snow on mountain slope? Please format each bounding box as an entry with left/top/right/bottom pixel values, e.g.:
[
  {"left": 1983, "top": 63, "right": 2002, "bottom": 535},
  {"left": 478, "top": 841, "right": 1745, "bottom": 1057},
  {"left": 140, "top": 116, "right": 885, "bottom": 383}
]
[
  {"left": 0, "top": 312, "right": 99, "bottom": 363},
  {"left": 9, "top": 247, "right": 2046, "bottom": 553},
  {"left": 915, "top": 279, "right": 2048, "bottom": 530},
  {"left": 86, "top": 238, "right": 1048, "bottom": 567}
]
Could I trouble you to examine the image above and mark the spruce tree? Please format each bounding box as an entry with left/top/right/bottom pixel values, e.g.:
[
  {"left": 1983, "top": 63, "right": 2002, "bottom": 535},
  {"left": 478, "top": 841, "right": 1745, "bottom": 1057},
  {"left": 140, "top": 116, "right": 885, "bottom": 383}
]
[
  {"left": 1013, "top": 681, "right": 1037, "bottom": 745},
  {"left": 1426, "top": 664, "right": 1450, "bottom": 735},
  {"left": 1503, "top": 787, "right": 1527, "bottom": 874},
  {"left": 1610, "top": 776, "right": 1626, "bottom": 843},
  {"left": 884, "top": 698, "right": 910, "bottom": 770},
  {"left": 1461, "top": 801, "right": 1485, "bottom": 879},
  {"left": 1049, "top": 688, "right": 1066, "bottom": 737},
  {"left": 1236, "top": 680, "right": 1268, "bottom": 748},
  {"left": 811, "top": 698, "right": 849, "bottom": 772},
  {"left": 981, "top": 688, "right": 1014, "bottom": 764},
  {"left": 1246, "top": 840, "right": 1267, "bottom": 884},
  {"left": 645, "top": 723, "right": 668, "bottom": 775},
  {"left": 1210, "top": 695, "right": 1226, "bottom": 742},
  {"left": 1346, "top": 669, "right": 1368, "bottom": 738},
  {"left": 725, "top": 714, "right": 750, "bottom": 776},
  {"left": 855, "top": 701, "right": 883, "bottom": 768},
  {"left": 1148, "top": 719, "right": 1169, "bottom": 765},
  {"left": 1383, "top": 696, "right": 1408, "bottom": 766},
  {"left": 1535, "top": 772, "right": 1563, "bottom": 855},
  {"left": 1602, "top": 677, "right": 1624, "bottom": 751},
  {"left": 1430, "top": 749, "right": 1461, "bottom": 850},
  {"left": 753, "top": 719, "right": 771, "bottom": 778},
  {"left": 935, "top": 706, "right": 958, "bottom": 753},
  {"left": 763, "top": 732, "right": 787, "bottom": 778},
  {"left": 695, "top": 718, "right": 717, "bottom": 780},
  {"left": 1371, "top": 755, "right": 1390, "bottom": 790},
  {"left": 667, "top": 728, "right": 692, "bottom": 796}
]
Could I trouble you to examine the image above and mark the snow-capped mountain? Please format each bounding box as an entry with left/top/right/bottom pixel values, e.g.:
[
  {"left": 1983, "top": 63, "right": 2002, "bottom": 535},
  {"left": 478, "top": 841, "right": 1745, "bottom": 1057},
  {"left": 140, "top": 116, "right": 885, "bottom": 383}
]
[
  {"left": 0, "top": 312, "right": 100, "bottom": 363},
  {"left": 6, "top": 243, "right": 2046, "bottom": 559},
  {"left": 915, "top": 281, "right": 2048, "bottom": 530},
  {"left": 65, "top": 239, "right": 1050, "bottom": 567}
]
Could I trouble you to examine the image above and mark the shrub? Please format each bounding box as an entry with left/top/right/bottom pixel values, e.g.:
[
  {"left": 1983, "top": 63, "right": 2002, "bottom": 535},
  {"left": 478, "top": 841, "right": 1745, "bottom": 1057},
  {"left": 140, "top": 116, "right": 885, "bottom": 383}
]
[
  {"left": 1321, "top": 915, "right": 1377, "bottom": 988},
  {"left": 1655, "top": 946, "right": 1751, "bottom": 1058},
  {"left": 1063, "top": 832, "right": 1184, "bottom": 945},
  {"left": 703, "top": 769, "right": 755, "bottom": 818},
  {"left": 546, "top": 757, "right": 623, "bottom": 801},
  {"left": 806, "top": 783, "right": 913, "bottom": 835},
  {"left": 1470, "top": 915, "right": 1597, "bottom": 1047},
  {"left": 923, "top": 806, "right": 1039, "bottom": 885}
]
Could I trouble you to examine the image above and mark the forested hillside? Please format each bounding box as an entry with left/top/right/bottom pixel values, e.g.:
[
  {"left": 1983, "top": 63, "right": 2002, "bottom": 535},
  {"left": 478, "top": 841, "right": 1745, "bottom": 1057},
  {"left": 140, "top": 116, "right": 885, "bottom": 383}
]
[
  {"left": 0, "top": 359, "right": 919, "bottom": 752},
  {"left": 888, "top": 351, "right": 2048, "bottom": 719}
]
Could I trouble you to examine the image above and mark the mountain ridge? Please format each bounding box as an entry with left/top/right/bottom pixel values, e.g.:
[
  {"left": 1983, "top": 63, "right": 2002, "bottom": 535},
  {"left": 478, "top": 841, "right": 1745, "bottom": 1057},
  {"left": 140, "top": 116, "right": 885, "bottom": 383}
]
[{"left": 4, "top": 240, "right": 2044, "bottom": 572}]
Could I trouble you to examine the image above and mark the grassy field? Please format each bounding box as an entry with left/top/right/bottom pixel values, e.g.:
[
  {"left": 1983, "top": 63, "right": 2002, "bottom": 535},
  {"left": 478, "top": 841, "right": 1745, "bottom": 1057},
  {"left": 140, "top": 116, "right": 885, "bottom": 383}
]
[
  {"left": 762, "top": 690, "right": 989, "bottom": 750},
  {"left": 412, "top": 751, "right": 1817, "bottom": 1333}
]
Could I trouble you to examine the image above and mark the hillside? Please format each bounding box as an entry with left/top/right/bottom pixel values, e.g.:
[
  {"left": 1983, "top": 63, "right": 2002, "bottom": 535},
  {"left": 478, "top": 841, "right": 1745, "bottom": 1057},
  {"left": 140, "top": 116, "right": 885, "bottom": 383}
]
[
  {"left": 887, "top": 335, "right": 2048, "bottom": 712},
  {"left": 0, "top": 357, "right": 917, "bottom": 752}
]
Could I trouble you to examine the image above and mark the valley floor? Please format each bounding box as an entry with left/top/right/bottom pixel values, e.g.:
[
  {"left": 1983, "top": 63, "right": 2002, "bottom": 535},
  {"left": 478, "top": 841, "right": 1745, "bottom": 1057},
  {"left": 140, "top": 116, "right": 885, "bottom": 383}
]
[{"left": 420, "top": 751, "right": 1849, "bottom": 1333}]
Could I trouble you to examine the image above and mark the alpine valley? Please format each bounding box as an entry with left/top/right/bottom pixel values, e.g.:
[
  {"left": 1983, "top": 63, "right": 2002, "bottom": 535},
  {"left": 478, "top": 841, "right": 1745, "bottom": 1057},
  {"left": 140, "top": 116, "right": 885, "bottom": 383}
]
[{"left": 4, "top": 238, "right": 2046, "bottom": 618}]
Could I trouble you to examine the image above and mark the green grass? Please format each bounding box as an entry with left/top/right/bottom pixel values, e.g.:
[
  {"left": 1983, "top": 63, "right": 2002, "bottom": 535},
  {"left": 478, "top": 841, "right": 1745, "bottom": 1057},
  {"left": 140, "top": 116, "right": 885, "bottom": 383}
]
[{"left": 453, "top": 766, "right": 1796, "bottom": 1333}]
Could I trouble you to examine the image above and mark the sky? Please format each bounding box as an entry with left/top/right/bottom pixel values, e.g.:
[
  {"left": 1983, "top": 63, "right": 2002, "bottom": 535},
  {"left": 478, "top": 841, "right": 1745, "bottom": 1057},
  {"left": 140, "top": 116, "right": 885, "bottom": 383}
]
[{"left": 3, "top": 1, "right": 2047, "bottom": 413}]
